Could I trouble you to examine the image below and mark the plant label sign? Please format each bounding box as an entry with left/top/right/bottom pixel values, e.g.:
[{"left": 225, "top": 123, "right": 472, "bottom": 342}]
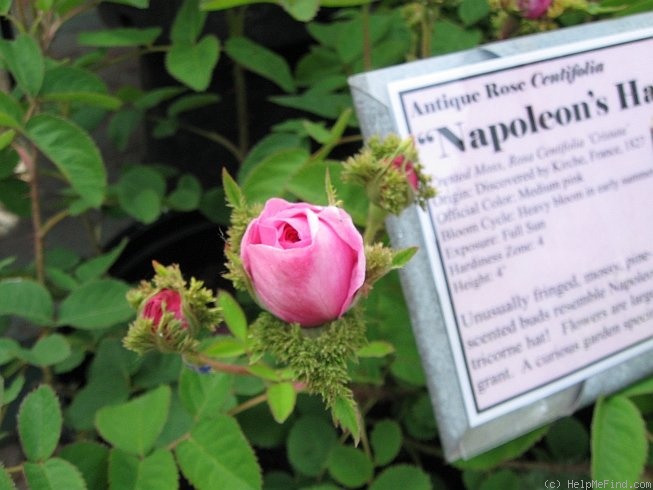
[{"left": 350, "top": 12, "right": 653, "bottom": 460}]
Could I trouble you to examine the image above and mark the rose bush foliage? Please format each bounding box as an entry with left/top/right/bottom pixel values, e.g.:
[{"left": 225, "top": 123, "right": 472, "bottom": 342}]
[{"left": 1, "top": 0, "right": 652, "bottom": 489}]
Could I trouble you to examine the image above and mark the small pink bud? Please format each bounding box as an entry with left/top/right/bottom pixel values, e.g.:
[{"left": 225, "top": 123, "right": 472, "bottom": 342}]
[
  {"left": 142, "top": 289, "right": 187, "bottom": 329},
  {"left": 518, "top": 0, "right": 552, "bottom": 19},
  {"left": 392, "top": 155, "right": 419, "bottom": 190}
]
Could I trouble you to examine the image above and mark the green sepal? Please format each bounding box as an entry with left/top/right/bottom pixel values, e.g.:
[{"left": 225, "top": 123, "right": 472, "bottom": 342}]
[{"left": 248, "top": 308, "right": 366, "bottom": 412}]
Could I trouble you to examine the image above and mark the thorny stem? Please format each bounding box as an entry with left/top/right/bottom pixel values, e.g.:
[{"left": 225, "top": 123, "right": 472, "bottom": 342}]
[
  {"left": 420, "top": 1, "right": 433, "bottom": 59},
  {"left": 361, "top": 3, "right": 373, "bottom": 71},
  {"left": 165, "top": 433, "right": 190, "bottom": 452},
  {"left": 363, "top": 202, "right": 387, "bottom": 245},
  {"left": 148, "top": 115, "right": 244, "bottom": 163},
  {"left": 192, "top": 353, "right": 252, "bottom": 376},
  {"left": 228, "top": 392, "right": 268, "bottom": 416},
  {"left": 227, "top": 7, "right": 250, "bottom": 158},
  {"left": 15, "top": 143, "right": 45, "bottom": 284},
  {"left": 40, "top": 209, "right": 70, "bottom": 239}
]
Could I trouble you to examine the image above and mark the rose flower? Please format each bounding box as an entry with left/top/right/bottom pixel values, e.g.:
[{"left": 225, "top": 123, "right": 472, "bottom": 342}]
[{"left": 240, "top": 198, "right": 365, "bottom": 327}]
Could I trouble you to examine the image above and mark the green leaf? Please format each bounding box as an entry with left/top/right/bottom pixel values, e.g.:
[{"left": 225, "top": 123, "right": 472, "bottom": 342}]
[
  {"left": 458, "top": 0, "right": 490, "bottom": 26},
  {"left": 109, "top": 448, "right": 177, "bottom": 490},
  {"left": 201, "top": 337, "right": 246, "bottom": 358},
  {"left": 165, "top": 36, "right": 220, "bottom": 92},
  {"left": 46, "top": 267, "right": 80, "bottom": 291},
  {"left": 238, "top": 133, "right": 305, "bottom": 182},
  {"left": 26, "top": 114, "right": 106, "bottom": 207},
  {"left": 357, "top": 341, "right": 394, "bottom": 358},
  {"left": 155, "top": 391, "right": 194, "bottom": 448},
  {"left": 371, "top": 420, "right": 402, "bottom": 466},
  {"left": 23, "top": 458, "right": 86, "bottom": 490},
  {"left": 0, "top": 92, "right": 24, "bottom": 129},
  {"left": 40, "top": 65, "right": 121, "bottom": 110},
  {"left": 3, "top": 375, "right": 24, "bottom": 405},
  {"left": 222, "top": 168, "right": 244, "bottom": 208},
  {"left": 302, "top": 120, "right": 331, "bottom": 144},
  {"left": 592, "top": 395, "right": 648, "bottom": 483},
  {"left": 479, "top": 469, "right": 521, "bottom": 490},
  {"left": 267, "top": 382, "right": 296, "bottom": 424},
  {"left": 199, "top": 187, "right": 230, "bottom": 224},
  {"left": 117, "top": 165, "right": 166, "bottom": 224},
  {"left": 619, "top": 375, "right": 653, "bottom": 398},
  {"left": 546, "top": 416, "right": 589, "bottom": 461},
  {"left": 225, "top": 37, "right": 295, "bottom": 93},
  {"left": 200, "top": 0, "right": 251, "bottom": 9},
  {"left": 241, "top": 148, "right": 309, "bottom": 203},
  {"left": 18, "top": 385, "right": 62, "bottom": 462},
  {"left": 454, "top": 426, "right": 548, "bottom": 470},
  {"left": 105, "top": 0, "right": 149, "bottom": 7},
  {"left": 96, "top": 385, "right": 171, "bottom": 457},
  {"left": 0, "top": 278, "right": 54, "bottom": 325},
  {"left": 36, "top": 0, "right": 54, "bottom": 10},
  {"left": 430, "top": 20, "right": 482, "bottom": 56},
  {"left": 0, "top": 129, "right": 14, "bottom": 149},
  {"left": 391, "top": 247, "right": 417, "bottom": 269},
  {"left": 78, "top": 27, "right": 161, "bottom": 47},
  {"left": 168, "top": 93, "right": 220, "bottom": 117},
  {"left": 218, "top": 290, "right": 247, "bottom": 341},
  {"left": 135, "top": 86, "right": 186, "bottom": 110},
  {"left": 327, "top": 445, "right": 373, "bottom": 488},
  {"left": 0, "top": 0, "right": 11, "bottom": 15},
  {"left": 369, "top": 465, "right": 431, "bottom": 490},
  {"left": 0, "top": 338, "right": 19, "bottom": 365},
  {"left": 270, "top": 90, "right": 352, "bottom": 120},
  {"left": 171, "top": 0, "right": 206, "bottom": 44},
  {"left": 166, "top": 174, "right": 202, "bottom": 211},
  {"left": 108, "top": 108, "right": 143, "bottom": 151},
  {"left": 20, "top": 334, "right": 71, "bottom": 367},
  {"left": 75, "top": 238, "right": 128, "bottom": 283},
  {"left": 176, "top": 416, "right": 262, "bottom": 490},
  {"left": 287, "top": 416, "right": 337, "bottom": 476},
  {"left": 178, "top": 369, "right": 235, "bottom": 419},
  {"left": 332, "top": 396, "right": 361, "bottom": 444},
  {"left": 0, "top": 34, "right": 44, "bottom": 96},
  {"left": 60, "top": 442, "right": 109, "bottom": 490},
  {"left": 0, "top": 465, "right": 16, "bottom": 490},
  {"left": 279, "top": 0, "right": 320, "bottom": 21},
  {"left": 65, "top": 339, "right": 133, "bottom": 430},
  {"left": 366, "top": 272, "right": 424, "bottom": 386},
  {"left": 0, "top": 178, "right": 30, "bottom": 216},
  {"left": 58, "top": 279, "right": 133, "bottom": 329}
]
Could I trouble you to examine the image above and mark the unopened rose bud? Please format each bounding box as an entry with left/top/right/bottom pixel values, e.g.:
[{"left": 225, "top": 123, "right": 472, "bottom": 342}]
[
  {"left": 240, "top": 198, "right": 365, "bottom": 328},
  {"left": 391, "top": 155, "right": 419, "bottom": 191},
  {"left": 518, "top": 0, "right": 552, "bottom": 18},
  {"left": 142, "top": 289, "right": 187, "bottom": 330}
]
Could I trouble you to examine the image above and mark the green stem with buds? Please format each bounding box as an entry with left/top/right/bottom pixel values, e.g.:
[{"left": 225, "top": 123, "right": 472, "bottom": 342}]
[{"left": 363, "top": 202, "right": 388, "bottom": 245}]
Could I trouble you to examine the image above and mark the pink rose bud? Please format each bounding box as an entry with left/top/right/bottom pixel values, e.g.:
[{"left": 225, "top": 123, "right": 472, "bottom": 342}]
[
  {"left": 392, "top": 155, "right": 419, "bottom": 190},
  {"left": 142, "top": 289, "right": 187, "bottom": 329},
  {"left": 240, "top": 198, "right": 366, "bottom": 328},
  {"left": 518, "top": 0, "right": 552, "bottom": 19}
]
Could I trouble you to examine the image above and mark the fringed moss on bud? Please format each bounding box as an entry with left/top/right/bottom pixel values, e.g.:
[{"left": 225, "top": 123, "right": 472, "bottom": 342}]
[
  {"left": 123, "top": 263, "right": 221, "bottom": 355},
  {"left": 224, "top": 200, "right": 261, "bottom": 294},
  {"left": 361, "top": 243, "right": 394, "bottom": 294},
  {"left": 342, "top": 135, "right": 435, "bottom": 216},
  {"left": 248, "top": 309, "right": 367, "bottom": 410}
]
